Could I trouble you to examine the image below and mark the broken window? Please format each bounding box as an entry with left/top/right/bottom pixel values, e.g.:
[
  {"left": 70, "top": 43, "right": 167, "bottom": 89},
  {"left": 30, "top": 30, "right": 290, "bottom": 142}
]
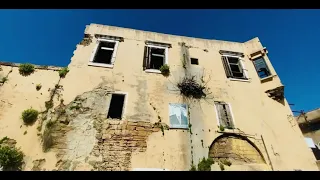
[
  {"left": 89, "top": 39, "right": 119, "bottom": 66},
  {"left": 214, "top": 102, "right": 234, "bottom": 129},
  {"left": 169, "top": 103, "right": 188, "bottom": 129},
  {"left": 253, "top": 57, "right": 271, "bottom": 78},
  {"left": 143, "top": 45, "right": 168, "bottom": 71},
  {"left": 221, "top": 56, "right": 247, "bottom": 80},
  {"left": 107, "top": 94, "right": 126, "bottom": 119},
  {"left": 191, "top": 58, "right": 199, "bottom": 65}
]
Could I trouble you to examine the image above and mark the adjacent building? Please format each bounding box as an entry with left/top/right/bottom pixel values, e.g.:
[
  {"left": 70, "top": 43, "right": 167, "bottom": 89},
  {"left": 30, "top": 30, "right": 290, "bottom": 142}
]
[
  {"left": 296, "top": 108, "right": 320, "bottom": 170},
  {"left": 0, "top": 23, "right": 317, "bottom": 171}
]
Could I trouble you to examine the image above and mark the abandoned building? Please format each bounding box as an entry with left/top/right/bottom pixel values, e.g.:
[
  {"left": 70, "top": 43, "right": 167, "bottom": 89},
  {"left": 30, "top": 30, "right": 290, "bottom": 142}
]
[
  {"left": 0, "top": 23, "right": 318, "bottom": 171},
  {"left": 296, "top": 108, "right": 320, "bottom": 170}
]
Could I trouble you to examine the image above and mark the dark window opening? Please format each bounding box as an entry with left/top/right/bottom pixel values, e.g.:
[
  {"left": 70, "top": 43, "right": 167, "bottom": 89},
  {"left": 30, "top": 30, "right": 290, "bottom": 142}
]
[
  {"left": 253, "top": 57, "right": 271, "bottom": 79},
  {"left": 191, "top": 58, "right": 199, "bottom": 65},
  {"left": 312, "top": 147, "right": 320, "bottom": 160},
  {"left": 93, "top": 41, "right": 115, "bottom": 64},
  {"left": 107, "top": 94, "right": 125, "bottom": 119},
  {"left": 143, "top": 46, "right": 166, "bottom": 70},
  {"left": 221, "top": 56, "right": 246, "bottom": 79}
]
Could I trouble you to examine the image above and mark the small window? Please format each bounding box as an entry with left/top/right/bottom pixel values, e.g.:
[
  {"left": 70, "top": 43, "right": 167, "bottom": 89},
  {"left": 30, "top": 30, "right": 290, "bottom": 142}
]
[
  {"left": 214, "top": 102, "right": 234, "bottom": 129},
  {"left": 221, "top": 56, "right": 247, "bottom": 80},
  {"left": 191, "top": 58, "right": 199, "bottom": 65},
  {"left": 143, "top": 45, "right": 168, "bottom": 71},
  {"left": 169, "top": 103, "right": 188, "bottom": 129},
  {"left": 107, "top": 94, "right": 126, "bottom": 119},
  {"left": 89, "top": 39, "right": 119, "bottom": 67},
  {"left": 253, "top": 57, "right": 271, "bottom": 79}
]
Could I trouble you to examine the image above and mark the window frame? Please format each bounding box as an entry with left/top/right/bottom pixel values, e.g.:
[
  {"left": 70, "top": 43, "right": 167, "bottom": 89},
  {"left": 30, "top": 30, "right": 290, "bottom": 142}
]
[
  {"left": 214, "top": 101, "right": 236, "bottom": 129},
  {"left": 221, "top": 54, "right": 249, "bottom": 82},
  {"left": 144, "top": 44, "right": 169, "bottom": 74},
  {"left": 88, "top": 38, "right": 119, "bottom": 68},
  {"left": 168, "top": 103, "right": 189, "bottom": 129},
  {"left": 252, "top": 56, "right": 272, "bottom": 79},
  {"left": 106, "top": 91, "right": 128, "bottom": 120}
]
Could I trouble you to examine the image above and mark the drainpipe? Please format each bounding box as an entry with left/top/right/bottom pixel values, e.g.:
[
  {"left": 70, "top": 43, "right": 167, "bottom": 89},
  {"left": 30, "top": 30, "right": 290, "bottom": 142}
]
[{"left": 261, "top": 135, "right": 274, "bottom": 171}]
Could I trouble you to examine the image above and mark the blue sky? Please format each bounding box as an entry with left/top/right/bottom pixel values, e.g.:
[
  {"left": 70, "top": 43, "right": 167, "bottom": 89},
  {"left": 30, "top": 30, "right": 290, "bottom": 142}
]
[{"left": 0, "top": 9, "right": 318, "bottom": 113}]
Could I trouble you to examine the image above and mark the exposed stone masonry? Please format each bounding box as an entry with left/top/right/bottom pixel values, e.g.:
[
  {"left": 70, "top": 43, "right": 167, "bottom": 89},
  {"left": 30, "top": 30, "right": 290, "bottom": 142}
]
[
  {"left": 91, "top": 120, "right": 163, "bottom": 171},
  {"left": 42, "top": 85, "right": 167, "bottom": 171}
]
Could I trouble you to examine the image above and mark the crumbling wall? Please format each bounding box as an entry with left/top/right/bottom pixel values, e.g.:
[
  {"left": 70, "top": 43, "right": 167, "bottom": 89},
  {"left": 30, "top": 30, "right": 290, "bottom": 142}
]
[{"left": 0, "top": 64, "right": 61, "bottom": 170}]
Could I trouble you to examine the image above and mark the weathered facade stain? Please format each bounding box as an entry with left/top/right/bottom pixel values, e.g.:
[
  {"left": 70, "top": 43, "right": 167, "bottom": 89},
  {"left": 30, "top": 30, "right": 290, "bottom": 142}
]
[{"left": 0, "top": 23, "right": 318, "bottom": 171}]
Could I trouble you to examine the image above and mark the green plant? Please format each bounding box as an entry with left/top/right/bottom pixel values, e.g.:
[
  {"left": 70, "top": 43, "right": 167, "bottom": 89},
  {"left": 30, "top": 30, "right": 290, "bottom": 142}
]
[
  {"left": 58, "top": 67, "right": 69, "bottom": 78},
  {"left": 36, "top": 84, "right": 42, "bottom": 91},
  {"left": 159, "top": 64, "right": 170, "bottom": 77},
  {"left": 46, "top": 121, "right": 55, "bottom": 128},
  {"left": 45, "top": 100, "right": 54, "bottom": 110},
  {"left": 197, "top": 157, "right": 214, "bottom": 171},
  {"left": 0, "top": 77, "right": 8, "bottom": 83},
  {"left": 21, "top": 108, "right": 39, "bottom": 125},
  {"left": 0, "top": 137, "right": 9, "bottom": 144},
  {"left": 220, "top": 159, "right": 232, "bottom": 166},
  {"left": 0, "top": 146, "right": 24, "bottom": 171},
  {"left": 219, "top": 163, "right": 225, "bottom": 171},
  {"left": 189, "top": 164, "right": 197, "bottom": 171},
  {"left": 219, "top": 125, "right": 225, "bottom": 132},
  {"left": 18, "top": 63, "right": 35, "bottom": 76},
  {"left": 177, "top": 76, "right": 206, "bottom": 99}
]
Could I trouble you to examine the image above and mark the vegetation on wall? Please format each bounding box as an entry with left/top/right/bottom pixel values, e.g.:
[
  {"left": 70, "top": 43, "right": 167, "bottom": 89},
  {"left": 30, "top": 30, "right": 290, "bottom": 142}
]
[
  {"left": 36, "top": 84, "right": 42, "bottom": 91},
  {"left": 0, "top": 146, "right": 24, "bottom": 171},
  {"left": 79, "top": 34, "right": 93, "bottom": 46},
  {"left": 189, "top": 157, "right": 214, "bottom": 171},
  {"left": 21, "top": 108, "right": 39, "bottom": 125},
  {"left": 219, "top": 125, "right": 225, "bottom": 132},
  {"left": 18, "top": 63, "right": 35, "bottom": 76},
  {"left": 0, "top": 68, "right": 12, "bottom": 87},
  {"left": 159, "top": 64, "right": 170, "bottom": 77},
  {"left": 45, "top": 100, "right": 54, "bottom": 110},
  {"left": 0, "top": 77, "right": 8, "bottom": 84},
  {"left": 58, "top": 67, "right": 69, "bottom": 78},
  {"left": 177, "top": 76, "right": 206, "bottom": 99},
  {"left": 0, "top": 137, "right": 24, "bottom": 171}
]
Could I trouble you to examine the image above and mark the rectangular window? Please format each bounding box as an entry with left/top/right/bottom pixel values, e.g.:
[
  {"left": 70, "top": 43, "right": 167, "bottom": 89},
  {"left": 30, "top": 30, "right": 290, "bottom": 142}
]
[
  {"left": 143, "top": 45, "right": 168, "bottom": 71},
  {"left": 191, "top": 58, "right": 199, "bottom": 65},
  {"left": 253, "top": 57, "right": 271, "bottom": 78},
  {"left": 221, "top": 55, "right": 247, "bottom": 80},
  {"left": 214, "top": 102, "right": 235, "bottom": 129},
  {"left": 89, "top": 39, "right": 119, "bottom": 67},
  {"left": 107, "top": 94, "right": 126, "bottom": 119},
  {"left": 169, "top": 103, "right": 188, "bottom": 129}
]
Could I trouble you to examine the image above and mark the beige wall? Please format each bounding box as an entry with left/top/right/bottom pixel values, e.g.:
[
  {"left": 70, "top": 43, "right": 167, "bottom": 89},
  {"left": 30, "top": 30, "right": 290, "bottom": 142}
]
[{"left": 0, "top": 23, "right": 317, "bottom": 171}]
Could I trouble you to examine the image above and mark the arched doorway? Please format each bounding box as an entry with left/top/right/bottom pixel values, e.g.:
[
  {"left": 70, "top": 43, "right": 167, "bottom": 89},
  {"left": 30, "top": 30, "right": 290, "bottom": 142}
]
[{"left": 209, "top": 134, "right": 266, "bottom": 164}]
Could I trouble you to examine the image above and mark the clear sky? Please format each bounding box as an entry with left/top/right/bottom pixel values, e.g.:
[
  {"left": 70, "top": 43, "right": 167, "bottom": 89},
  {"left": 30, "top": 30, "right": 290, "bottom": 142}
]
[{"left": 0, "top": 9, "right": 318, "bottom": 113}]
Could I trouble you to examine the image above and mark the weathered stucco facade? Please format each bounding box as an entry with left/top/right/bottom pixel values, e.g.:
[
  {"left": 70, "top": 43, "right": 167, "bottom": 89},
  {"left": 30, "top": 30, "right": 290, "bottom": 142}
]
[{"left": 0, "top": 23, "right": 318, "bottom": 171}]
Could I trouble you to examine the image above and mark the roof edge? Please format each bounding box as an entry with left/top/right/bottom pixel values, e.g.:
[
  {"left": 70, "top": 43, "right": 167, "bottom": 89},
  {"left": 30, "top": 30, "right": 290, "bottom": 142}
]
[
  {"left": 0, "top": 61, "right": 63, "bottom": 71},
  {"left": 87, "top": 23, "right": 249, "bottom": 44}
]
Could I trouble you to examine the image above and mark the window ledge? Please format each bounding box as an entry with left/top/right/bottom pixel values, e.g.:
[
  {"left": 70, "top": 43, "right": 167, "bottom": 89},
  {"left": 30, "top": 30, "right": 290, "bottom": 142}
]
[
  {"left": 88, "top": 62, "right": 114, "bottom": 68},
  {"left": 260, "top": 75, "right": 277, "bottom": 82},
  {"left": 145, "top": 69, "right": 161, "bottom": 74},
  {"left": 228, "top": 78, "right": 251, "bottom": 82},
  {"left": 170, "top": 126, "right": 189, "bottom": 130}
]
